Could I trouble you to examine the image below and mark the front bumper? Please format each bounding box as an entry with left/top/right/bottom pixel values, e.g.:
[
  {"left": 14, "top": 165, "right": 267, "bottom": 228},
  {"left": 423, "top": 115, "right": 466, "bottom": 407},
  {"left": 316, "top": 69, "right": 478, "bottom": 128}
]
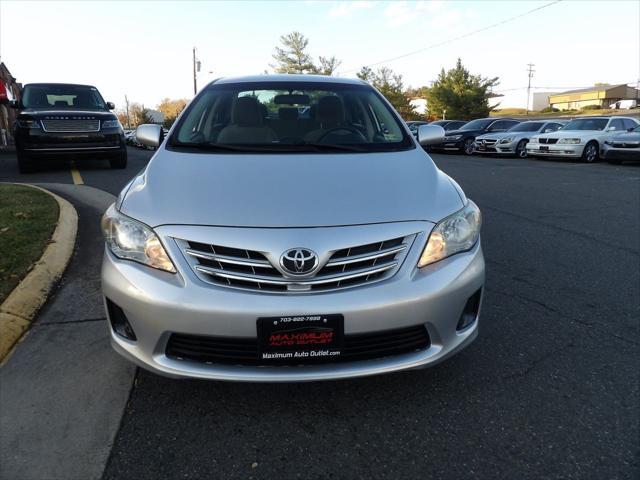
[
  {"left": 526, "top": 143, "right": 584, "bottom": 158},
  {"left": 102, "top": 228, "right": 485, "bottom": 382},
  {"left": 16, "top": 128, "right": 125, "bottom": 157},
  {"left": 431, "top": 140, "right": 464, "bottom": 151},
  {"left": 600, "top": 145, "right": 640, "bottom": 161}
]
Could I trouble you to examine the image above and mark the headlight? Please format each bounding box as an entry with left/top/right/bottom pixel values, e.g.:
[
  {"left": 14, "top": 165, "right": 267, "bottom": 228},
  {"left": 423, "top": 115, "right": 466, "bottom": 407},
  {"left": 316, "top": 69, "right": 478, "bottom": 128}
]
[
  {"left": 499, "top": 137, "right": 513, "bottom": 144},
  {"left": 529, "top": 137, "right": 539, "bottom": 143},
  {"left": 558, "top": 138, "right": 580, "bottom": 144},
  {"left": 445, "top": 134, "right": 462, "bottom": 141},
  {"left": 17, "top": 118, "right": 41, "bottom": 129},
  {"left": 101, "top": 119, "right": 122, "bottom": 129},
  {"left": 604, "top": 140, "right": 613, "bottom": 146},
  {"left": 101, "top": 204, "right": 176, "bottom": 272},
  {"left": 418, "top": 200, "right": 481, "bottom": 268}
]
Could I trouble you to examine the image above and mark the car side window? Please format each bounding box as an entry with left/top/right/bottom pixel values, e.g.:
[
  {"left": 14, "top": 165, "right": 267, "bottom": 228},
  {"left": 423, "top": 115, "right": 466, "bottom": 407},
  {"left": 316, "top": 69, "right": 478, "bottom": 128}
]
[
  {"left": 623, "top": 119, "right": 637, "bottom": 130},
  {"left": 609, "top": 119, "right": 625, "bottom": 131},
  {"left": 544, "top": 123, "right": 561, "bottom": 132},
  {"left": 489, "top": 120, "right": 509, "bottom": 131}
]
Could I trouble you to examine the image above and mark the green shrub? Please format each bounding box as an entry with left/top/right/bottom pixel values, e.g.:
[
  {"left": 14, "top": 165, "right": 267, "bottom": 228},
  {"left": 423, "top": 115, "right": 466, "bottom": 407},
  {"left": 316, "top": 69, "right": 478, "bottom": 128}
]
[
  {"left": 539, "top": 107, "right": 559, "bottom": 113},
  {"left": 581, "top": 104, "right": 602, "bottom": 110}
]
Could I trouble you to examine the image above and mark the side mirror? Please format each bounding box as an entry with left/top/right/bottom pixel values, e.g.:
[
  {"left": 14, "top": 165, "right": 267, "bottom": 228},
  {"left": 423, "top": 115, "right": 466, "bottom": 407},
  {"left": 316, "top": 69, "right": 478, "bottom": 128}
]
[
  {"left": 417, "top": 124, "right": 445, "bottom": 146},
  {"left": 8, "top": 99, "right": 19, "bottom": 109},
  {"left": 136, "top": 124, "right": 162, "bottom": 148},
  {"left": 106, "top": 101, "right": 115, "bottom": 110}
]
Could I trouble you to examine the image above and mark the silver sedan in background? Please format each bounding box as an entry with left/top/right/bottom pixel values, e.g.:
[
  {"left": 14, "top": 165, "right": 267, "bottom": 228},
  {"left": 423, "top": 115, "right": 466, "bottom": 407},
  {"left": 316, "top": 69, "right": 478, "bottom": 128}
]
[
  {"left": 601, "top": 124, "right": 640, "bottom": 164},
  {"left": 474, "top": 120, "right": 566, "bottom": 158}
]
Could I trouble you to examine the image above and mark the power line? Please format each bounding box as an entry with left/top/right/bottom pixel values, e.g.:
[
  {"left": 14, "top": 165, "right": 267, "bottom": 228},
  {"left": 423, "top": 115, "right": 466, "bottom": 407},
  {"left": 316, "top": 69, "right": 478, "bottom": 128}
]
[{"left": 339, "top": 0, "right": 563, "bottom": 74}]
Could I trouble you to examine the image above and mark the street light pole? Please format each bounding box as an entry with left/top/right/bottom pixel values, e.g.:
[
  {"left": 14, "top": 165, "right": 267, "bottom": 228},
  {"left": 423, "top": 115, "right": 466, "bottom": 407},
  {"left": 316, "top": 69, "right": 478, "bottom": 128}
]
[
  {"left": 124, "top": 95, "right": 131, "bottom": 130},
  {"left": 193, "top": 47, "right": 197, "bottom": 95}
]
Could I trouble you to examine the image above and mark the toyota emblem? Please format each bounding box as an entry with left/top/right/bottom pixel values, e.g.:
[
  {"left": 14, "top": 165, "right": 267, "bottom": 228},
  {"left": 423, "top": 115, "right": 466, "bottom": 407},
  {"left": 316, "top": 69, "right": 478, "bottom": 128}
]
[{"left": 280, "top": 248, "right": 318, "bottom": 275}]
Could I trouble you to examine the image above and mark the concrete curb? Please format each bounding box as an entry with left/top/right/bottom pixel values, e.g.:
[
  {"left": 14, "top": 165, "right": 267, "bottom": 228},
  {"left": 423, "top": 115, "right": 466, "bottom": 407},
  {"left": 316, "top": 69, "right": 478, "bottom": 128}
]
[{"left": 0, "top": 183, "right": 78, "bottom": 362}]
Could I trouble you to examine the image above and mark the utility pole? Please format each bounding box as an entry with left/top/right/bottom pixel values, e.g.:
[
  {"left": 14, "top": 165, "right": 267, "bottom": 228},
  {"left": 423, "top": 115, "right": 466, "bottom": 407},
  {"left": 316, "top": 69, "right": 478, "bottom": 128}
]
[
  {"left": 526, "top": 63, "right": 535, "bottom": 115},
  {"left": 192, "top": 47, "right": 201, "bottom": 95},
  {"left": 192, "top": 47, "right": 197, "bottom": 95},
  {"left": 124, "top": 95, "right": 131, "bottom": 130}
]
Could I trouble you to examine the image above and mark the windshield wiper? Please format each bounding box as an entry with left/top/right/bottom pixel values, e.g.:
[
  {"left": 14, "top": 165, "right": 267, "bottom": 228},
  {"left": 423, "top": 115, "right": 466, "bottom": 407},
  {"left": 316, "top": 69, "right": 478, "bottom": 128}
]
[
  {"left": 299, "top": 143, "right": 368, "bottom": 152},
  {"left": 170, "top": 142, "right": 282, "bottom": 153}
]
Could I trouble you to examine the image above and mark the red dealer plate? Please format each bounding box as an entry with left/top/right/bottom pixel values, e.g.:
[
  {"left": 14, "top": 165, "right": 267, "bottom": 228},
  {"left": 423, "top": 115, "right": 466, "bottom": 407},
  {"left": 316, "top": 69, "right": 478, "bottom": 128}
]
[{"left": 257, "top": 314, "right": 344, "bottom": 363}]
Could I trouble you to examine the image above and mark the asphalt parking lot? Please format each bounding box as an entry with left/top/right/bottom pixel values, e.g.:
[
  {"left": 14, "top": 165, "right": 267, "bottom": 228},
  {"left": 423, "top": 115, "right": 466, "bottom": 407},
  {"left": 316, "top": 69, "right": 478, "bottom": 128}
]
[{"left": 1, "top": 148, "right": 638, "bottom": 479}]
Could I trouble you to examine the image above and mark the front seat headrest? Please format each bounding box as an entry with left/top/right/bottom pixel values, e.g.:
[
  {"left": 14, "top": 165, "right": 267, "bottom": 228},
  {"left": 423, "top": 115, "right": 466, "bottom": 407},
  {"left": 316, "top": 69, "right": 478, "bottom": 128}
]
[
  {"left": 316, "top": 96, "right": 344, "bottom": 125},
  {"left": 232, "top": 97, "right": 264, "bottom": 127}
]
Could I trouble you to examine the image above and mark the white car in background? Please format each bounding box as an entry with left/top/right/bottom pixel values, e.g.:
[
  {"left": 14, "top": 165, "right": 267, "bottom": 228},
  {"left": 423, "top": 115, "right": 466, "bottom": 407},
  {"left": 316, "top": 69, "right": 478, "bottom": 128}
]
[{"left": 526, "top": 116, "right": 639, "bottom": 162}]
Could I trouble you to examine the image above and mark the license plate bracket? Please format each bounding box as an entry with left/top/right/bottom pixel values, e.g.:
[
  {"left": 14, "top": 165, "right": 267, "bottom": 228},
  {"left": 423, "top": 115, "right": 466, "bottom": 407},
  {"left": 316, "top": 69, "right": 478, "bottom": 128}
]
[{"left": 257, "top": 314, "right": 344, "bottom": 363}]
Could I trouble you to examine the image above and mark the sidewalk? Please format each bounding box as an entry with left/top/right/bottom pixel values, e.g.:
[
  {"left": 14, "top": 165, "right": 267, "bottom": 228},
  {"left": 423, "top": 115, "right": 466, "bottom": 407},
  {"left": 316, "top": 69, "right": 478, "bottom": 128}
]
[{"left": 0, "top": 184, "right": 135, "bottom": 480}]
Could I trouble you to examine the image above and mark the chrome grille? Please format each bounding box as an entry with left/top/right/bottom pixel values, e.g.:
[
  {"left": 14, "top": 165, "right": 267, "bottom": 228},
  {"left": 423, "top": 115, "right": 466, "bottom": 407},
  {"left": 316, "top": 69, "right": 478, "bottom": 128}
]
[
  {"left": 481, "top": 139, "right": 497, "bottom": 146},
  {"left": 178, "top": 236, "right": 411, "bottom": 293},
  {"left": 612, "top": 141, "right": 639, "bottom": 149},
  {"left": 41, "top": 119, "right": 100, "bottom": 132}
]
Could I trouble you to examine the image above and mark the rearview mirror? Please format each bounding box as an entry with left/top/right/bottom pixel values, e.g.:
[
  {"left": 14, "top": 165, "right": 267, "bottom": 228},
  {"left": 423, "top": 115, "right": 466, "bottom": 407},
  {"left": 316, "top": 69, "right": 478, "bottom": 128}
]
[
  {"left": 106, "top": 101, "right": 115, "bottom": 110},
  {"left": 417, "top": 124, "right": 445, "bottom": 146},
  {"left": 136, "top": 124, "right": 163, "bottom": 148}
]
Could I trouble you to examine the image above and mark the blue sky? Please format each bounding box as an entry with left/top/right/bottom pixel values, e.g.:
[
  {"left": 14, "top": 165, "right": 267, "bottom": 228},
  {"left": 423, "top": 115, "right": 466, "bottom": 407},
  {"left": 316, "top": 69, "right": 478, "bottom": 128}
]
[{"left": 1, "top": 0, "right": 638, "bottom": 111}]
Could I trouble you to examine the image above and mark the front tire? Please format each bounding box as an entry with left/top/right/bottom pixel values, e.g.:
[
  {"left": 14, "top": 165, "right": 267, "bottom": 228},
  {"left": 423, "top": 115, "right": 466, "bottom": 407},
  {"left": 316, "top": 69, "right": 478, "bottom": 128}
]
[
  {"left": 581, "top": 141, "right": 599, "bottom": 163},
  {"left": 463, "top": 138, "right": 475, "bottom": 156},
  {"left": 109, "top": 150, "right": 128, "bottom": 169},
  {"left": 516, "top": 139, "right": 528, "bottom": 158},
  {"left": 17, "top": 151, "right": 36, "bottom": 174}
]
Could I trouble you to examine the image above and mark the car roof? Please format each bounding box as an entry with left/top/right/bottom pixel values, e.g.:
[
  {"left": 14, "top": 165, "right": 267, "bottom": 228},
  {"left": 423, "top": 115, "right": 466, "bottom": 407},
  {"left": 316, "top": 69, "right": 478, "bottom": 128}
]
[
  {"left": 24, "top": 82, "right": 97, "bottom": 89},
  {"left": 210, "top": 74, "right": 367, "bottom": 86}
]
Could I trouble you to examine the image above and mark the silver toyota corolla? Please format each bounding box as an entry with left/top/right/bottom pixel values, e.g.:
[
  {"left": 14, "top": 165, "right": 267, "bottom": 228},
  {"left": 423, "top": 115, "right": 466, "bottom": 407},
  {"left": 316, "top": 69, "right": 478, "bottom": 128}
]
[{"left": 101, "top": 75, "right": 485, "bottom": 382}]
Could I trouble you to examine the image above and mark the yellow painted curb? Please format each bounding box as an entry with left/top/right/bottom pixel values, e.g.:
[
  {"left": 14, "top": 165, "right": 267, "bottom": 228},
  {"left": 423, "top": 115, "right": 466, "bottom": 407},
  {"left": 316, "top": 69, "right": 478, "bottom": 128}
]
[{"left": 0, "top": 184, "right": 78, "bottom": 362}]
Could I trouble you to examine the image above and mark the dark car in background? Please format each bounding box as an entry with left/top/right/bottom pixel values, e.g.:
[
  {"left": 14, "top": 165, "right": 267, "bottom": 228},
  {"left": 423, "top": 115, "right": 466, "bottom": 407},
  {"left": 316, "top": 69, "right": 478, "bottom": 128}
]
[
  {"left": 429, "top": 120, "right": 467, "bottom": 131},
  {"left": 13, "top": 83, "right": 127, "bottom": 173},
  {"left": 430, "top": 118, "right": 520, "bottom": 155},
  {"left": 406, "top": 121, "right": 428, "bottom": 137}
]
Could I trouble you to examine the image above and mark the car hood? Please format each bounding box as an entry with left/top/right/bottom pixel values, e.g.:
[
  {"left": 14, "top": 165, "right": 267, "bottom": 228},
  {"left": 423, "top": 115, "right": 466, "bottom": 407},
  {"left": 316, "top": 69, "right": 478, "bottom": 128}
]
[
  {"left": 611, "top": 131, "right": 640, "bottom": 141},
  {"left": 445, "top": 129, "right": 483, "bottom": 137},
  {"left": 476, "top": 132, "right": 513, "bottom": 140},
  {"left": 18, "top": 108, "right": 116, "bottom": 120},
  {"left": 120, "top": 147, "right": 465, "bottom": 228},
  {"left": 537, "top": 129, "right": 603, "bottom": 139}
]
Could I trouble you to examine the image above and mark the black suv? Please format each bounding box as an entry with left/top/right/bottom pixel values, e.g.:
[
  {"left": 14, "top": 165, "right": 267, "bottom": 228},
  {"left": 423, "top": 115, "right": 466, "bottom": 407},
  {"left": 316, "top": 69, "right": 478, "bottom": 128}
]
[
  {"left": 430, "top": 118, "right": 520, "bottom": 155},
  {"left": 13, "top": 83, "right": 127, "bottom": 173}
]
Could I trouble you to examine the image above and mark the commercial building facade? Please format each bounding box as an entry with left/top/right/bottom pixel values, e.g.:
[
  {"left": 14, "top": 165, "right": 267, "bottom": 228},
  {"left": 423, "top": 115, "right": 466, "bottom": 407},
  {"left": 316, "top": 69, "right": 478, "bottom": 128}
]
[{"left": 549, "top": 84, "right": 639, "bottom": 111}]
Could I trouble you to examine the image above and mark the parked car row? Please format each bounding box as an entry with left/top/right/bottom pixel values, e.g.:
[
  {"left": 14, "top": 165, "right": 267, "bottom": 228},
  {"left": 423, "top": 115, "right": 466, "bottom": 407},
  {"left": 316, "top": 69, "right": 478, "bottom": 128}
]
[{"left": 410, "top": 115, "right": 640, "bottom": 163}]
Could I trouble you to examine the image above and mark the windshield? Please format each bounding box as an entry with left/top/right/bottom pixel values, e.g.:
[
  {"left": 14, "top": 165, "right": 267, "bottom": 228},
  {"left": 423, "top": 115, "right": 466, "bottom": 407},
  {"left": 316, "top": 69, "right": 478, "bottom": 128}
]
[
  {"left": 635, "top": 125, "right": 640, "bottom": 132},
  {"left": 170, "top": 81, "right": 413, "bottom": 153},
  {"left": 460, "top": 119, "right": 493, "bottom": 131},
  {"left": 562, "top": 118, "right": 608, "bottom": 131},
  {"left": 22, "top": 84, "right": 107, "bottom": 110},
  {"left": 507, "top": 122, "right": 544, "bottom": 132}
]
